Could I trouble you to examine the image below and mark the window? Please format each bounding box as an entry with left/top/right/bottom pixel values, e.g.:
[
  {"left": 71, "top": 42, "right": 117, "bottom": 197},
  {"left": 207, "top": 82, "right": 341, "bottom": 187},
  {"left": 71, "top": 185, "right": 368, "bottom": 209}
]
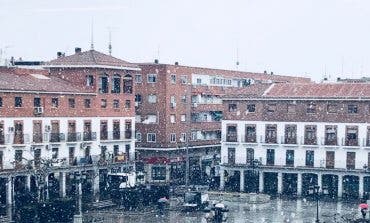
[
  {"left": 228, "top": 103, "right": 237, "bottom": 112},
  {"left": 245, "top": 125, "right": 256, "bottom": 143},
  {"left": 15, "top": 150, "right": 23, "bottom": 163},
  {"left": 326, "top": 151, "right": 335, "bottom": 168},
  {"left": 33, "top": 97, "right": 41, "bottom": 107},
  {"left": 84, "top": 99, "right": 91, "bottom": 108},
  {"left": 147, "top": 133, "right": 156, "bottom": 142},
  {"left": 135, "top": 132, "right": 142, "bottom": 142},
  {"left": 227, "top": 148, "right": 236, "bottom": 164},
  {"left": 346, "top": 126, "right": 358, "bottom": 146},
  {"left": 284, "top": 125, "right": 297, "bottom": 144},
  {"left": 191, "top": 131, "right": 197, "bottom": 141},
  {"left": 86, "top": 75, "right": 94, "bottom": 86},
  {"left": 348, "top": 104, "right": 358, "bottom": 114},
  {"left": 181, "top": 114, "right": 186, "bottom": 122},
  {"left": 180, "top": 133, "right": 186, "bottom": 142},
  {"left": 123, "top": 74, "right": 133, "bottom": 93},
  {"left": 180, "top": 75, "right": 187, "bottom": 84},
  {"left": 346, "top": 152, "right": 356, "bottom": 169},
  {"left": 148, "top": 94, "right": 157, "bottom": 103},
  {"left": 246, "top": 148, "right": 254, "bottom": 165},
  {"left": 125, "top": 100, "right": 131, "bottom": 108},
  {"left": 266, "top": 149, "right": 275, "bottom": 165},
  {"left": 327, "top": 103, "right": 337, "bottom": 113},
  {"left": 226, "top": 125, "right": 237, "bottom": 142},
  {"left": 287, "top": 104, "right": 296, "bottom": 114},
  {"left": 267, "top": 103, "right": 276, "bottom": 113},
  {"left": 112, "top": 74, "right": 121, "bottom": 93},
  {"left": 170, "top": 114, "right": 176, "bottom": 123},
  {"left": 325, "top": 125, "right": 337, "bottom": 145},
  {"left": 152, "top": 166, "right": 166, "bottom": 180},
  {"left": 170, "top": 74, "right": 176, "bottom": 84},
  {"left": 247, "top": 104, "right": 255, "bottom": 113},
  {"left": 113, "top": 99, "right": 120, "bottom": 109},
  {"left": 196, "top": 78, "right": 202, "bottom": 84},
  {"left": 69, "top": 98, "right": 75, "bottom": 108},
  {"left": 52, "top": 148, "right": 59, "bottom": 159},
  {"left": 135, "top": 74, "right": 142, "bottom": 83},
  {"left": 304, "top": 125, "right": 317, "bottom": 145},
  {"left": 265, "top": 124, "right": 277, "bottom": 143},
  {"left": 147, "top": 74, "right": 157, "bottom": 83},
  {"left": 170, "top": 133, "right": 176, "bottom": 142},
  {"left": 170, "top": 96, "right": 176, "bottom": 108},
  {"left": 286, "top": 150, "right": 294, "bottom": 166},
  {"left": 51, "top": 98, "right": 58, "bottom": 108},
  {"left": 305, "top": 150, "right": 314, "bottom": 167},
  {"left": 0, "top": 97, "right": 2, "bottom": 107},
  {"left": 15, "top": 97, "right": 22, "bottom": 107},
  {"left": 135, "top": 94, "right": 142, "bottom": 104},
  {"left": 307, "top": 102, "right": 316, "bottom": 114},
  {"left": 181, "top": 95, "right": 187, "bottom": 103},
  {"left": 99, "top": 75, "right": 109, "bottom": 93},
  {"left": 101, "top": 99, "right": 107, "bottom": 108}
]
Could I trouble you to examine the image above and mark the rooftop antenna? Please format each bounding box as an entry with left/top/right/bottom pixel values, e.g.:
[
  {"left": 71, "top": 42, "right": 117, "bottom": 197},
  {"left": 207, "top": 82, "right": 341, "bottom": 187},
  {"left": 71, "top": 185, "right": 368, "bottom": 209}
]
[
  {"left": 236, "top": 47, "right": 240, "bottom": 70},
  {"left": 108, "top": 28, "right": 112, "bottom": 56},
  {"left": 156, "top": 44, "right": 160, "bottom": 60},
  {"left": 90, "top": 18, "right": 94, "bottom": 50},
  {"left": 341, "top": 56, "right": 344, "bottom": 77}
]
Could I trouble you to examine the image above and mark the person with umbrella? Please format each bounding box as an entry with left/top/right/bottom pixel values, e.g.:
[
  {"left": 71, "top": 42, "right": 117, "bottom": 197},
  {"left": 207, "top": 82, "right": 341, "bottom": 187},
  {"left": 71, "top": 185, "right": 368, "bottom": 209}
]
[
  {"left": 157, "top": 197, "right": 169, "bottom": 217},
  {"left": 359, "top": 200, "right": 369, "bottom": 219}
]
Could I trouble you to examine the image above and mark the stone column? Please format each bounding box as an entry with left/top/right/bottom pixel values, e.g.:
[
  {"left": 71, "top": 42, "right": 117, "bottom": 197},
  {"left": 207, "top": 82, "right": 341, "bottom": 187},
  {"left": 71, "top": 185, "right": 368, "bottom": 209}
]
[
  {"left": 219, "top": 167, "right": 225, "bottom": 190},
  {"left": 59, "top": 172, "right": 66, "bottom": 198},
  {"left": 239, "top": 170, "right": 244, "bottom": 192},
  {"left": 45, "top": 175, "right": 49, "bottom": 200},
  {"left": 93, "top": 170, "right": 100, "bottom": 201},
  {"left": 297, "top": 173, "right": 302, "bottom": 197},
  {"left": 259, "top": 171, "right": 264, "bottom": 193},
  {"left": 277, "top": 172, "right": 283, "bottom": 195},
  {"left": 26, "top": 175, "right": 31, "bottom": 192},
  {"left": 359, "top": 176, "right": 364, "bottom": 198},
  {"left": 338, "top": 175, "right": 343, "bottom": 198},
  {"left": 6, "top": 177, "right": 13, "bottom": 205}
]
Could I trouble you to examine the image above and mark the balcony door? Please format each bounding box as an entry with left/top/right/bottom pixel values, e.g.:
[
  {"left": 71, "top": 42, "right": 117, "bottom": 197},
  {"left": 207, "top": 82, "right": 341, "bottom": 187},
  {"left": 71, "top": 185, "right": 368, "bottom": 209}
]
[
  {"left": 227, "top": 148, "right": 235, "bottom": 164},
  {"left": 346, "top": 152, "right": 356, "bottom": 169},
  {"left": 14, "top": 121, "right": 24, "bottom": 144},
  {"left": 326, "top": 151, "right": 335, "bottom": 168},
  {"left": 33, "top": 121, "right": 42, "bottom": 143},
  {"left": 50, "top": 121, "right": 60, "bottom": 142},
  {"left": 68, "top": 121, "right": 76, "bottom": 142}
]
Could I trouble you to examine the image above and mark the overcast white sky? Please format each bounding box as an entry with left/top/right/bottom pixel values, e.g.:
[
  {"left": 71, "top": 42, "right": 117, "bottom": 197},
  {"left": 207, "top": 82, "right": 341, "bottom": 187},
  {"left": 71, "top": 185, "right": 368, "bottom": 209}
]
[{"left": 1, "top": 0, "right": 370, "bottom": 81}]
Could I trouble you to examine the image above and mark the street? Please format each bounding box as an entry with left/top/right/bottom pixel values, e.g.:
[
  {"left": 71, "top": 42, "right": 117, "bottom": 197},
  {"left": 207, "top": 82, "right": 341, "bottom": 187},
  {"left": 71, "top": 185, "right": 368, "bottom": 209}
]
[{"left": 84, "top": 199, "right": 364, "bottom": 223}]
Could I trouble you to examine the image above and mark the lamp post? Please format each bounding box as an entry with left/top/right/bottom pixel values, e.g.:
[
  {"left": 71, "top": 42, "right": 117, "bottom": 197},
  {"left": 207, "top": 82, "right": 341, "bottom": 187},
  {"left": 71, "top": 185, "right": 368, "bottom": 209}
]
[
  {"left": 180, "top": 137, "right": 189, "bottom": 187},
  {"left": 308, "top": 185, "right": 329, "bottom": 223},
  {"left": 71, "top": 172, "right": 86, "bottom": 223}
]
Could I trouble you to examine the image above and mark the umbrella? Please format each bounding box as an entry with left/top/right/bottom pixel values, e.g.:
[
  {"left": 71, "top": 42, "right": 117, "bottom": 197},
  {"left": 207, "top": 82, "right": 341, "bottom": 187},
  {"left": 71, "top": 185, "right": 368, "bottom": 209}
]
[
  {"left": 359, "top": 203, "right": 369, "bottom": 209},
  {"left": 158, "top": 197, "right": 169, "bottom": 203}
]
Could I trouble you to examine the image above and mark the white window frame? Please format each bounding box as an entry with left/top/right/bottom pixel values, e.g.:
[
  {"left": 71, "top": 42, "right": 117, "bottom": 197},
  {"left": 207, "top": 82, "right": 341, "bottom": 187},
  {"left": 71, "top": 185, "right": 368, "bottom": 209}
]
[
  {"left": 135, "top": 74, "right": 142, "bottom": 83},
  {"left": 136, "top": 132, "right": 142, "bottom": 142},
  {"left": 181, "top": 114, "right": 186, "bottom": 122},
  {"left": 170, "top": 114, "right": 176, "bottom": 123},
  {"left": 147, "top": 133, "right": 156, "bottom": 142},
  {"left": 180, "top": 133, "right": 186, "bottom": 142},
  {"left": 147, "top": 74, "right": 157, "bottom": 83},
  {"left": 170, "top": 74, "right": 176, "bottom": 84}
]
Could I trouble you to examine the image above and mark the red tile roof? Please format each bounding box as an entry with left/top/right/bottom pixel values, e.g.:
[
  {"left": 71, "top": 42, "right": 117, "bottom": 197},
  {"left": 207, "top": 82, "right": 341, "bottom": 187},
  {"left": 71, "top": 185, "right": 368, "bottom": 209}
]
[
  {"left": 221, "top": 83, "right": 274, "bottom": 98},
  {"left": 263, "top": 83, "right": 370, "bottom": 99},
  {"left": 46, "top": 50, "right": 139, "bottom": 69},
  {"left": 0, "top": 68, "right": 93, "bottom": 94}
]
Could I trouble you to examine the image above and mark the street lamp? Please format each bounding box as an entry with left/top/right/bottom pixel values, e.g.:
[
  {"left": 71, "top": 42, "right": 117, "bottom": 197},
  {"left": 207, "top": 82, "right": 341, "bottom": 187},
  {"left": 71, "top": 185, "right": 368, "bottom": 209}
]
[
  {"left": 70, "top": 172, "right": 86, "bottom": 223},
  {"left": 308, "top": 185, "right": 329, "bottom": 223},
  {"left": 180, "top": 137, "right": 189, "bottom": 187}
]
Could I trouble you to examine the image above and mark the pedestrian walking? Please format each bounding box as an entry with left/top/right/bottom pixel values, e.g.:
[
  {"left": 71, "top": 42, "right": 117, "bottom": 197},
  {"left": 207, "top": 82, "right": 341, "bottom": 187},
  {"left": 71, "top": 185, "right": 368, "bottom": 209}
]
[{"left": 359, "top": 201, "right": 369, "bottom": 219}]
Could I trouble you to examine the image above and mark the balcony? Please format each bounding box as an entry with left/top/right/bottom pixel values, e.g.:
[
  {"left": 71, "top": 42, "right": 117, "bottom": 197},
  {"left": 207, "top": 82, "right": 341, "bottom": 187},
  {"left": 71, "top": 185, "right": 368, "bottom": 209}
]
[
  {"left": 32, "top": 133, "right": 49, "bottom": 144},
  {"left": 344, "top": 138, "right": 359, "bottom": 147},
  {"left": 100, "top": 131, "right": 128, "bottom": 141},
  {"left": 83, "top": 132, "right": 97, "bottom": 141},
  {"left": 243, "top": 135, "right": 257, "bottom": 144},
  {"left": 49, "top": 133, "right": 65, "bottom": 143},
  {"left": 13, "top": 134, "right": 30, "bottom": 145},
  {"left": 226, "top": 133, "right": 237, "bottom": 142},
  {"left": 67, "top": 132, "right": 81, "bottom": 142}
]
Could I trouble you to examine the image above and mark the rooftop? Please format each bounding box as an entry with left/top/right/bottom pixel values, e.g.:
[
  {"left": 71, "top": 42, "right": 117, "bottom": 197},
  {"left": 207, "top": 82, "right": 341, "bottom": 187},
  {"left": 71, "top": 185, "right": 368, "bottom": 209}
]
[
  {"left": 0, "top": 67, "right": 94, "bottom": 94},
  {"left": 46, "top": 49, "right": 139, "bottom": 70}
]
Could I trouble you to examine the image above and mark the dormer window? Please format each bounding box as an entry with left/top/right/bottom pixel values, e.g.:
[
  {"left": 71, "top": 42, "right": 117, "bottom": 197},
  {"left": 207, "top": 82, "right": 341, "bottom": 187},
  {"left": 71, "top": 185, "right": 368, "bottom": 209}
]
[{"left": 112, "top": 74, "right": 121, "bottom": 93}]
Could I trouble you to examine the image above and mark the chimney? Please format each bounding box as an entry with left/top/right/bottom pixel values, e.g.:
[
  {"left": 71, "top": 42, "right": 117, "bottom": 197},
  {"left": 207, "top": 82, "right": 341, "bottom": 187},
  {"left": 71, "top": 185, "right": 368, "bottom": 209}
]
[
  {"left": 270, "top": 72, "right": 274, "bottom": 75},
  {"left": 154, "top": 59, "right": 159, "bottom": 64},
  {"left": 264, "top": 70, "right": 267, "bottom": 74},
  {"left": 75, "top": 47, "right": 82, "bottom": 54},
  {"left": 175, "top": 62, "right": 179, "bottom": 66},
  {"left": 57, "top": 52, "right": 63, "bottom": 58},
  {"left": 337, "top": 77, "right": 341, "bottom": 81}
]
